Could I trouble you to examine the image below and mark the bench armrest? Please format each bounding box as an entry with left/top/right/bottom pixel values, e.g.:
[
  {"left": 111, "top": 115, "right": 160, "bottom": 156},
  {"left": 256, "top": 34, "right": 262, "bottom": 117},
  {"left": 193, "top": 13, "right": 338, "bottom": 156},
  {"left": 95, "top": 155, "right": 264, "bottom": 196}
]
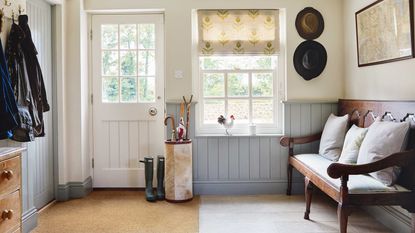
[
  {"left": 280, "top": 132, "right": 322, "bottom": 147},
  {"left": 327, "top": 150, "right": 415, "bottom": 179}
]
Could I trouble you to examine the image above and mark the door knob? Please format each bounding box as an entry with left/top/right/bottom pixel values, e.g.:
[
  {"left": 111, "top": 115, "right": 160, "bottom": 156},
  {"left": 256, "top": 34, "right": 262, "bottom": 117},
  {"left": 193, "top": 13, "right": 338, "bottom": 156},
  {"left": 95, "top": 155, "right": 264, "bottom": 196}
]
[
  {"left": 2, "top": 170, "right": 13, "bottom": 180},
  {"left": 149, "top": 107, "right": 158, "bottom": 116},
  {"left": 1, "top": 210, "right": 13, "bottom": 220}
]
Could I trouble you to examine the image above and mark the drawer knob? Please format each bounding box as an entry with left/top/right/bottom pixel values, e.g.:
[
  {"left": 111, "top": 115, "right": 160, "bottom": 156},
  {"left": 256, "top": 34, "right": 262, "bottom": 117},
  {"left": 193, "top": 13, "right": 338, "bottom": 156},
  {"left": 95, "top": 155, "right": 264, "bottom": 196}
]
[
  {"left": 2, "top": 170, "right": 13, "bottom": 180},
  {"left": 1, "top": 210, "right": 13, "bottom": 220}
]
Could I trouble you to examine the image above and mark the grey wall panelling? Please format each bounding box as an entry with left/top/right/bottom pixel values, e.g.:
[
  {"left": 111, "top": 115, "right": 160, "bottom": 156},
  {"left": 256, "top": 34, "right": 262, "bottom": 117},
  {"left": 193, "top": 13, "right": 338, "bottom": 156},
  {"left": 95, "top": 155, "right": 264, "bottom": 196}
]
[{"left": 166, "top": 101, "right": 338, "bottom": 195}]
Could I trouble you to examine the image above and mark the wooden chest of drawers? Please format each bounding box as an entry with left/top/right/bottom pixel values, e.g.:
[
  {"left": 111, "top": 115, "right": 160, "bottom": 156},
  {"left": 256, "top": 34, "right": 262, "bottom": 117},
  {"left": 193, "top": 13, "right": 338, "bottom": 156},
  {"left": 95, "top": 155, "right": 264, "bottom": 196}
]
[{"left": 0, "top": 148, "right": 24, "bottom": 233}]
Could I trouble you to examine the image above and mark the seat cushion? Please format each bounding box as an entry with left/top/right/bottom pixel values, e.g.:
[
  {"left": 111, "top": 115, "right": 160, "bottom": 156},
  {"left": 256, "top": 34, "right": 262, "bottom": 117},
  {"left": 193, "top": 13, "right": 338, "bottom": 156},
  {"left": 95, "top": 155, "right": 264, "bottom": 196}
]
[{"left": 294, "top": 154, "right": 409, "bottom": 194}]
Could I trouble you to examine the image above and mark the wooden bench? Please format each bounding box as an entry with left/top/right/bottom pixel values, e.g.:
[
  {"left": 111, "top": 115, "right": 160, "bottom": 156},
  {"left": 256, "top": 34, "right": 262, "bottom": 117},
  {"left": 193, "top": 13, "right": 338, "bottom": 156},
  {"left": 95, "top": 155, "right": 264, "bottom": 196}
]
[{"left": 280, "top": 99, "right": 415, "bottom": 233}]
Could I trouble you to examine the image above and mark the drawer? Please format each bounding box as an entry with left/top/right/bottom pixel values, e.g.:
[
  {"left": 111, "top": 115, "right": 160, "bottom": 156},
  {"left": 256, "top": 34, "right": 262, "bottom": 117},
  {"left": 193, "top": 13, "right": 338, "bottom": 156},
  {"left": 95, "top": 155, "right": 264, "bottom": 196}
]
[
  {"left": 0, "top": 191, "right": 21, "bottom": 233},
  {"left": 0, "top": 157, "right": 20, "bottom": 195}
]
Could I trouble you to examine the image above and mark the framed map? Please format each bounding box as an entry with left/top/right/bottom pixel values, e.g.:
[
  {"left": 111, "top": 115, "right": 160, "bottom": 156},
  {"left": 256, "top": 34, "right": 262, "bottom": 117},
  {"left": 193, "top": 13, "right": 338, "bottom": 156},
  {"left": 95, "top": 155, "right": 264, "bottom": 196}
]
[{"left": 356, "top": 0, "right": 414, "bottom": 67}]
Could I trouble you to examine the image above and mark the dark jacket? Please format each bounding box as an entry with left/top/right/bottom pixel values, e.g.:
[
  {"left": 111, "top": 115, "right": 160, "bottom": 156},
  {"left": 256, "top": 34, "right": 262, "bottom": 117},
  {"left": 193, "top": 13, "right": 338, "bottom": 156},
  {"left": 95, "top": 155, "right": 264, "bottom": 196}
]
[
  {"left": 0, "top": 38, "right": 19, "bottom": 139},
  {"left": 19, "top": 15, "right": 50, "bottom": 137},
  {"left": 6, "top": 22, "right": 39, "bottom": 141}
]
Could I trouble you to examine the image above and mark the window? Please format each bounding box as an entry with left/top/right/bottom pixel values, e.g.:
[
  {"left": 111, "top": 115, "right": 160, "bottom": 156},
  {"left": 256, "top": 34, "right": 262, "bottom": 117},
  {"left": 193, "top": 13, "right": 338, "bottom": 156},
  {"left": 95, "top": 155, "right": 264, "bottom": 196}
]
[{"left": 196, "top": 10, "right": 284, "bottom": 135}]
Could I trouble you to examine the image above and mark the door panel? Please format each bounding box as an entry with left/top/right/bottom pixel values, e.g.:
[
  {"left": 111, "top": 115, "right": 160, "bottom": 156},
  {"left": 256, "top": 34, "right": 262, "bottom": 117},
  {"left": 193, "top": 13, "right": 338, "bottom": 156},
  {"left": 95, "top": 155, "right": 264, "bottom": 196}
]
[{"left": 92, "top": 15, "right": 165, "bottom": 187}]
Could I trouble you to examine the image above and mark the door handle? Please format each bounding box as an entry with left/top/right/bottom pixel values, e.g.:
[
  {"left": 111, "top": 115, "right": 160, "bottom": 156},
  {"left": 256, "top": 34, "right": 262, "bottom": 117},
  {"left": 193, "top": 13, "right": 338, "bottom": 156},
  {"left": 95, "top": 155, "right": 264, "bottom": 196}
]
[{"left": 149, "top": 107, "right": 158, "bottom": 116}]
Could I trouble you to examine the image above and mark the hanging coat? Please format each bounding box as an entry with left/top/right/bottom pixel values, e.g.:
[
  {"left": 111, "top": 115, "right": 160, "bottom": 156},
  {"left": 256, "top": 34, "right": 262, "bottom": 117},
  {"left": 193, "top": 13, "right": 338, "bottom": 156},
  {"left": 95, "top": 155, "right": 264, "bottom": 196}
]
[
  {"left": 19, "top": 15, "right": 50, "bottom": 137},
  {"left": 6, "top": 22, "right": 40, "bottom": 142},
  {"left": 0, "top": 38, "right": 19, "bottom": 139}
]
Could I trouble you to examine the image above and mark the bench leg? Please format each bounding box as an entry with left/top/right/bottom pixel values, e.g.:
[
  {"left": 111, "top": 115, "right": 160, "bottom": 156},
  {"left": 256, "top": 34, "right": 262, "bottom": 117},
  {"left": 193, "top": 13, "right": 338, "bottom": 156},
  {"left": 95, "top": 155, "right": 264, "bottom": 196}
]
[
  {"left": 304, "top": 177, "right": 313, "bottom": 220},
  {"left": 286, "top": 164, "right": 293, "bottom": 196},
  {"left": 337, "top": 204, "right": 352, "bottom": 233}
]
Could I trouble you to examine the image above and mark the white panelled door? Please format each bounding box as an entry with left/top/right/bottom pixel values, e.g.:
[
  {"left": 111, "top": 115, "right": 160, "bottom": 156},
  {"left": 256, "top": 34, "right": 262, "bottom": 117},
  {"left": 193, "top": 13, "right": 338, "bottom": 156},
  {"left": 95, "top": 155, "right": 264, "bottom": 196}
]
[{"left": 92, "top": 15, "right": 165, "bottom": 187}]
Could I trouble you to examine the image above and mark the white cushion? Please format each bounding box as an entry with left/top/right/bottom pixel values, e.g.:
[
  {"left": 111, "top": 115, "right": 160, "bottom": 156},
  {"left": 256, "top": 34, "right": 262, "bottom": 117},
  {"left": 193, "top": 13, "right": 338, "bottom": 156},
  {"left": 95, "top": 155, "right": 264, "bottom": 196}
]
[
  {"left": 338, "top": 125, "right": 368, "bottom": 164},
  {"left": 319, "top": 114, "right": 349, "bottom": 161},
  {"left": 357, "top": 120, "right": 410, "bottom": 186},
  {"left": 294, "top": 154, "right": 409, "bottom": 194}
]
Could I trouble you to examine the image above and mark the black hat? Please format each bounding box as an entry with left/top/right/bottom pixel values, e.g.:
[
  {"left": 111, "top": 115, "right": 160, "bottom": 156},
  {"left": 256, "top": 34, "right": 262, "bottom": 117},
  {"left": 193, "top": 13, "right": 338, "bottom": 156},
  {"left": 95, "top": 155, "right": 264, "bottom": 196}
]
[
  {"left": 293, "top": 40, "right": 327, "bottom": 81},
  {"left": 296, "top": 7, "right": 324, "bottom": 40}
]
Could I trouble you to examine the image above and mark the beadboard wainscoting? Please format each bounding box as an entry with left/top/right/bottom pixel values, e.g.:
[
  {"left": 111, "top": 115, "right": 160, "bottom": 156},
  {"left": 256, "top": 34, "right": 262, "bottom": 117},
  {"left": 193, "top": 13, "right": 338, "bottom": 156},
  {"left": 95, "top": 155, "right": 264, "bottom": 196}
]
[{"left": 166, "top": 101, "right": 338, "bottom": 195}]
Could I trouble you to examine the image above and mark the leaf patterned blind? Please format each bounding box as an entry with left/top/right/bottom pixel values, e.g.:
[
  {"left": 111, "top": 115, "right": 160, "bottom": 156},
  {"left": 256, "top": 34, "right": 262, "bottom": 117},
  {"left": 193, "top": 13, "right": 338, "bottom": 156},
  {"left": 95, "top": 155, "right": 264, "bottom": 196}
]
[{"left": 198, "top": 9, "right": 280, "bottom": 56}]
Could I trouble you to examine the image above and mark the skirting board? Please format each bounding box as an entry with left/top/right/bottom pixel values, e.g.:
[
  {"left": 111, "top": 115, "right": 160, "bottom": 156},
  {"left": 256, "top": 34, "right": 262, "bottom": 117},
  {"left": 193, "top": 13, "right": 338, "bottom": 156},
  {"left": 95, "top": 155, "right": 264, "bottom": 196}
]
[
  {"left": 57, "top": 176, "right": 93, "bottom": 201},
  {"left": 22, "top": 207, "right": 38, "bottom": 233},
  {"left": 365, "top": 206, "right": 412, "bottom": 233},
  {"left": 194, "top": 180, "right": 304, "bottom": 195}
]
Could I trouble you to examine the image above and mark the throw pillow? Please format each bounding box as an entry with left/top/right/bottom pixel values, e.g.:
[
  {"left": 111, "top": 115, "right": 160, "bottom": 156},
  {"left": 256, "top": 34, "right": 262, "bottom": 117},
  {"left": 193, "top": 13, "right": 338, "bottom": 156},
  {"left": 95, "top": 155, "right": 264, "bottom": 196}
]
[
  {"left": 338, "top": 125, "right": 369, "bottom": 164},
  {"left": 319, "top": 113, "right": 349, "bottom": 161}
]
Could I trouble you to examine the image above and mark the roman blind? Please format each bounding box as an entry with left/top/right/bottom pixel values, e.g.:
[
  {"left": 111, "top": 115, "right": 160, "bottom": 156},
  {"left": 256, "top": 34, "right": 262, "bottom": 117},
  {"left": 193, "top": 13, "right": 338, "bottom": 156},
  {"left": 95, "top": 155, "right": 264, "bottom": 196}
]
[{"left": 198, "top": 9, "right": 280, "bottom": 56}]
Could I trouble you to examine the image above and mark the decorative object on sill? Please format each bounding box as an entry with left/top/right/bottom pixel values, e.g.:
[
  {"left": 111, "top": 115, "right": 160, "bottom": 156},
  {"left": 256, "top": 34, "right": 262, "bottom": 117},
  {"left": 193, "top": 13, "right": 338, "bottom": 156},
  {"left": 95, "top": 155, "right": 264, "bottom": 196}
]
[
  {"left": 182, "top": 95, "right": 193, "bottom": 140},
  {"left": 295, "top": 7, "right": 324, "bottom": 40},
  {"left": 293, "top": 40, "right": 327, "bottom": 81},
  {"left": 164, "top": 115, "right": 176, "bottom": 142},
  {"left": 218, "top": 115, "right": 235, "bottom": 136},
  {"left": 249, "top": 123, "right": 256, "bottom": 136},
  {"left": 355, "top": 0, "right": 414, "bottom": 67},
  {"left": 164, "top": 140, "right": 193, "bottom": 202}
]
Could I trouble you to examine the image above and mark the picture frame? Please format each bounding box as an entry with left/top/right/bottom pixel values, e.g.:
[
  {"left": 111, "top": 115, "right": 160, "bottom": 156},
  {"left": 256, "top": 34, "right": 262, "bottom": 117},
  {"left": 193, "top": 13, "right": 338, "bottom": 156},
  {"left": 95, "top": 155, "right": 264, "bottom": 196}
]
[{"left": 355, "top": 0, "right": 414, "bottom": 67}]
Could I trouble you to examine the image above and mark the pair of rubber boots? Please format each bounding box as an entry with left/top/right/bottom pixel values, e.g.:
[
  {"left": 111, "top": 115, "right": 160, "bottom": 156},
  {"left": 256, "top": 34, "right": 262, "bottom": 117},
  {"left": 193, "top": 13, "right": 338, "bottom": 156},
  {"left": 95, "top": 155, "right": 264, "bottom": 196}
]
[{"left": 139, "top": 156, "right": 165, "bottom": 202}]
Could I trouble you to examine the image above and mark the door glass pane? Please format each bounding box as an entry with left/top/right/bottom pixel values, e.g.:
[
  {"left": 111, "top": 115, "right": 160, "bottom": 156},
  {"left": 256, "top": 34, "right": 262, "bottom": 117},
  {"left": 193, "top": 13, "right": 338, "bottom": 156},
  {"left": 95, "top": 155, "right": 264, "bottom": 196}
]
[
  {"left": 139, "top": 24, "right": 155, "bottom": 49},
  {"left": 102, "top": 77, "right": 119, "bottom": 103},
  {"left": 102, "top": 51, "right": 119, "bottom": 76},
  {"left": 252, "top": 73, "right": 273, "bottom": 97},
  {"left": 138, "top": 51, "right": 155, "bottom": 76},
  {"left": 120, "top": 24, "right": 137, "bottom": 49},
  {"left": 101, "top": 25, "right": 118, "bottom": 49},
  {"left": 228, "top": 99, "right": 249, "bottom": 123},
  {"left": 204, "top": 100, "right": 225, "bottom": 124},
  {"left": 252, "top": 99, "right": 273, "bottom": 123},
  {"left": 121, "top": 77, "right": 137, "bottom": 102},
  {"left": 203, "top": 73, "right": 224, "bottom": 97},
  {"left": 228, "top": 73, "right": 249, "bottom": 97},
  {"left": 139, "top": 77, "right": 155, "bottom": 102},
  {"left": 120, "top": 51, "right": 137, "bottom": 76}
]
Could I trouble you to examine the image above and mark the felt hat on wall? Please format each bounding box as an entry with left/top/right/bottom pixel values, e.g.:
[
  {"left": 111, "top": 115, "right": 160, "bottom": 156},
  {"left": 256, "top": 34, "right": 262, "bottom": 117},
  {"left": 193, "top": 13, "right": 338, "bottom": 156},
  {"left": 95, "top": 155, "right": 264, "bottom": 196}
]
[
  {"left": 295, "top": 7, "right": 324, "bottom": 40},
  {"left": 293, "top": 40, "right": 327, "bottom": 81}
]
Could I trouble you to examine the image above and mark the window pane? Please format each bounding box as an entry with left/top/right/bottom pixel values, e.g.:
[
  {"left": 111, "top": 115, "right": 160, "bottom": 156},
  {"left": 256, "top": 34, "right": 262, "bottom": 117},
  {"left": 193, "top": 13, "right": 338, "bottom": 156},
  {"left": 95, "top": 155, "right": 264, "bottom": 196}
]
[
  {"left": 120, "top": 51, "right": 137, "bottom": 76},
  {"left": 102, "top": 51, "right": 119, "bottom": 76},
  {"left": 228, "top": 73, "right": 249, "bottom": 97},
  {"left": 200, "top": 56, "right": 277, "bottom": 70},
  {"left": 252, "top": 73, "right": 273, "bottom": 97},
  {"left": 204, "top": 100, "right": 225, "bottom": 123},
  {"left": 228, "top": 99, "right": 249, "bottom": 123},
  {"left": 101, "top": 25, "right": 118, "bottom": 49},
  {"left": 138, "top": 51, "right": 155, "bottom": 76},
  {"left": 120, "top": 24, "right": 137, "bottom": 49},
  {"left": 252, "top": 99, "right": 273, "bottom": 124},
  {"left": 139, "top": 24, "right": 155, "bottom": 49},
  {"left": 139, "top": 77, "right": 155, "bottom": 102},
  {"left": 102, "top": 77, "right": 119, "bottom": 103},
  {"left": 121, "top": 77, "right": 137, "bottom": 102},
  {"left": 203, "top": 73, "right": 224, "bottom": 97}
]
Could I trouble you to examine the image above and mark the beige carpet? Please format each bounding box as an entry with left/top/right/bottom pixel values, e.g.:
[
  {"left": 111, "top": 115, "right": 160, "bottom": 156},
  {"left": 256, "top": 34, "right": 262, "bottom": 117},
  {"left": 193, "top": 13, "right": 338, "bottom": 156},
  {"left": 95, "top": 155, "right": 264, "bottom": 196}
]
[{"left": 32, "top": 191, "right": 199, "bottom": 233}]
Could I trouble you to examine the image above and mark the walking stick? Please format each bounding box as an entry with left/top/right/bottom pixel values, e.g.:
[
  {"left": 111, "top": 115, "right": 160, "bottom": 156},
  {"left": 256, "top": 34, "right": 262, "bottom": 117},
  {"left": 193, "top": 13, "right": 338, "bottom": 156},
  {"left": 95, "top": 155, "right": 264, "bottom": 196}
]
[
  {"left": 183, "top": 95, "right": 193, "bottom": 140},
  {"left": 164, "top": 115, "right": 176, "bottom": 141}
]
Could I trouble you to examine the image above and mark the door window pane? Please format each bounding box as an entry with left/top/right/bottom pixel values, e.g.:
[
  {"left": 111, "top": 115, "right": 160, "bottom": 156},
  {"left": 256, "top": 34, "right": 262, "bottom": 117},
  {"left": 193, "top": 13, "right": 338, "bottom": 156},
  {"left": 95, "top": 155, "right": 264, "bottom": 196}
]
[
  {"left": 120, "top": 51, "right": 137, "bottom": 76},
  {"left": 102, "top": 51, "right": 119, "bottom": 76},
  {"left": 139, "top": 77, "right": 155, "bottom": 102},
  {"left": 252, "top": 99, "right": 273, "bottom": 123},
  {"left": 204, "top": 100, "right": 225, "bottom": 123},
  {"left": 228, "top": 99, "right": 249, "bottom": 123},
  {"left": 252, "top": 73, "right": 273, "bottom": 97},
  {"left": 228, "top": 73, "right": 249, "bottom": 97},
  {"left": 139, "top": 24, "right": 155, "bottom": 49},
  {"left": 203, "top": 73, "right": 224, "bottom": 97},
  {"left": 102, "top": 77, "right": 119, "bottom": 103},
  {"left": 101, "top": 25, "right": 118, "bottom": 49},
  {"left": 121, "top": 77, "right": 137, "bottom": 103},
  {"left": 120, "top": 24, "right": 137, "bottom": 49},
  {"left": 138, "top": 51, "right": 155, "bottom": 76}
]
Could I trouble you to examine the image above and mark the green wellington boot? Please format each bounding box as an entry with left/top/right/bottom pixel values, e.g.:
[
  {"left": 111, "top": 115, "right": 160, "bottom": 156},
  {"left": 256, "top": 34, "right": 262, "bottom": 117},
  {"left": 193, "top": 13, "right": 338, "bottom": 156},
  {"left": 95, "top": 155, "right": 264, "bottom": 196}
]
[
  {"left": 156, "top": 156, "right": 165, "bottom": 200},
  {"left": 139, "top": 157, "right": 157, "bottom": 202}
]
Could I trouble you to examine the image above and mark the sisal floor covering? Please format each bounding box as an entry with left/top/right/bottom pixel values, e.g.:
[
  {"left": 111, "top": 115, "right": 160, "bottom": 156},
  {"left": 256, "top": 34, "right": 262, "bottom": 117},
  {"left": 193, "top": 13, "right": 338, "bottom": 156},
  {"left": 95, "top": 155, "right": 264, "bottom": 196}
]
[{"left": 32, "top": 190, "right": 199, "bottom": 233}]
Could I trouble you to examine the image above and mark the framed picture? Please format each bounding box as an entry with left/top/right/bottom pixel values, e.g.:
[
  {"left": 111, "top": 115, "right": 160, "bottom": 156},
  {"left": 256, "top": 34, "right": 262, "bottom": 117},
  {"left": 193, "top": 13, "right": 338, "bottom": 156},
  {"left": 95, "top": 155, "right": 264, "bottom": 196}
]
[{"left": 355, "top": 0, "right": 414, "bottom": 67}]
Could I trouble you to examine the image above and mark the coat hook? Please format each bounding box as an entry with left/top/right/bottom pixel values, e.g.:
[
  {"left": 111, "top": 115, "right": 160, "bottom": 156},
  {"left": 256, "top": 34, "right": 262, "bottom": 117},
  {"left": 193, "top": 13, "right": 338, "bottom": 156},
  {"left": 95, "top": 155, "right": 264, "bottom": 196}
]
[
  {"left": 4, "top": 0, "right": 11, "bottom": 7},
  {"left": 18, "top": 5, "right": 24, "bottom": 15}
]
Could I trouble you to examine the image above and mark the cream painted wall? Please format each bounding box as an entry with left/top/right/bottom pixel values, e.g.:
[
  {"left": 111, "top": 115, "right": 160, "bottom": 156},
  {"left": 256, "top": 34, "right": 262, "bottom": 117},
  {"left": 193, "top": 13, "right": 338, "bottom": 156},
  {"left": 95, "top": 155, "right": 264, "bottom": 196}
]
[
  {"left": 343, "top": 0, "right": 415, "bottom": 100},
  {"left": 84, "top": 0, "right": 344, "bottom": 101}
]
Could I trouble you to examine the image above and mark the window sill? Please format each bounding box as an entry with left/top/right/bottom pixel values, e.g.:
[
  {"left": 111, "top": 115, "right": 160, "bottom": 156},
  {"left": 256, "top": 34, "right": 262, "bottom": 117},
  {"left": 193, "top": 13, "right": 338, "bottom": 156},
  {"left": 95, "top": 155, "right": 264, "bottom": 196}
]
[{"left": 195, "top": 133, "right": 283, "bottom": 138}]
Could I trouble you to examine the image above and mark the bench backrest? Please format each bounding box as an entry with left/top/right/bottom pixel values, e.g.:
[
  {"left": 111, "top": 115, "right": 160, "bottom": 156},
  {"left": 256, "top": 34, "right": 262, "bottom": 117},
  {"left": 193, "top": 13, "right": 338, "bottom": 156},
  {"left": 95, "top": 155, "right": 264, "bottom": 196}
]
[{"left": 338, "top": 99, "right": 415, "bottom": 190}]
